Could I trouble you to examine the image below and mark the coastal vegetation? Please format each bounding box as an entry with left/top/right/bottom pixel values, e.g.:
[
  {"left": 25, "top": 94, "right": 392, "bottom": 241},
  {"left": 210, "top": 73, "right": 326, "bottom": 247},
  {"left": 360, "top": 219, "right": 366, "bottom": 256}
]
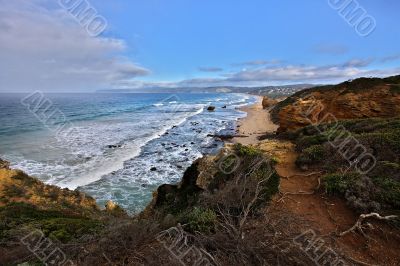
[{"left": 293, "top": 117, "right": 400, "bottom": 213}]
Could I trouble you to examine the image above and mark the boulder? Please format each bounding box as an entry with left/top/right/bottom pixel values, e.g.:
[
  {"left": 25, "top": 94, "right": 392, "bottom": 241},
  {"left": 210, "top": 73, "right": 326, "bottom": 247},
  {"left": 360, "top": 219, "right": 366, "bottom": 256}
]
[{"left": 207, "top": 106, "right": 216, "bottom": 111}]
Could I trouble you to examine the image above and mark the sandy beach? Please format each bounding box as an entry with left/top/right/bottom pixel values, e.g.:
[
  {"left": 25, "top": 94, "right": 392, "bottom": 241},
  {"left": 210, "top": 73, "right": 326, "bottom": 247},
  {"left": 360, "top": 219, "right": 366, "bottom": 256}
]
[{"left": 233, "top": 96, "right": 278, "bottom": 145}]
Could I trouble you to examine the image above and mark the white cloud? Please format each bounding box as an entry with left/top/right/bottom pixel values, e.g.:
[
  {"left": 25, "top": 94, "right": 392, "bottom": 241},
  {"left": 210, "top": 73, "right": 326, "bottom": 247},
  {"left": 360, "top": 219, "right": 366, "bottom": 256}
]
[
  {"left": 0, "top": 0, "right": 149, "bottom": 92},
  {"left": 139, "top": 63, "right": 399, "bottom": 88}
]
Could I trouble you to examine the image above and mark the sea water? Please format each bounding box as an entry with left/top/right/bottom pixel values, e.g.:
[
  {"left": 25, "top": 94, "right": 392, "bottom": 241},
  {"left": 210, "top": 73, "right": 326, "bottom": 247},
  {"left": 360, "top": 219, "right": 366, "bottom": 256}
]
[{"left": 0, "top": 92, "right": 256, "bottom": 213}]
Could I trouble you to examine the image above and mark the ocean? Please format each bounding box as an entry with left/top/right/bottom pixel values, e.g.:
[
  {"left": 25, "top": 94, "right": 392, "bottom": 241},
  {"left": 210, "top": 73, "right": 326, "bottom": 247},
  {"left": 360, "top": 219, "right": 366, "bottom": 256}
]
[{"left": 0, "top": 92, "right": 256, "bottom": 213}]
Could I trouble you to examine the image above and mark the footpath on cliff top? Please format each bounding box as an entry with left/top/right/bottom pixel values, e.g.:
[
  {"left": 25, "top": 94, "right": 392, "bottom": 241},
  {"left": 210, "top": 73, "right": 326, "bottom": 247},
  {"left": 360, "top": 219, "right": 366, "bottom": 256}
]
[{"left": 233, "top": 97, "right": 400, "bottom": 265}]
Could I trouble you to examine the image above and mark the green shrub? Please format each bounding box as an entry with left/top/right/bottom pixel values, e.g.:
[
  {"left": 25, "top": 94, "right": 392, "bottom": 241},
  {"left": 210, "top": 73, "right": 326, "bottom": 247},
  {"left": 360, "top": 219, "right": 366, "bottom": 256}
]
[
  {"left": 296, "top": 135, "right": 328, "bottom": 151},
  {"left": 0, "top": 203, "right": 102, "bottom": 242},
  {"left": 390, "top": 84, "right": 400, "bottom": 94},
  {"left": 181, "top": 207, "right": 217, "bottom": 233},
  {"left": 40, "top": 218, "right": 102, "bottom": 242},
  {"left": 234, "top": 143, "right": 263, "bottom": 157},
  {"left": 304, "top": 145, "right": 325, "bottom": 161},
  {"left": 295, "top": 145, "right": 325, "bottom": 167},
  {"left": 259, "top": 172, "right": 280, "bottom": 204},
  {"left": 322, "top": 172, "right": 361, "bottom": 195},
  {"left": 270, "top": 156, "right": 280, "bottom": 165},
  {"left": 372, "top": 176, "right": 400, "bottom": 208}
]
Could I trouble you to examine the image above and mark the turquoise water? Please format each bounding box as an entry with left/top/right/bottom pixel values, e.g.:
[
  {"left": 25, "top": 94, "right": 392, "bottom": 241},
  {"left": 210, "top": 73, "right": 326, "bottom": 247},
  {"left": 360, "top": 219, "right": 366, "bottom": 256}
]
[{"left": 0, "top": 92, "right": 256, "bottom": 212}]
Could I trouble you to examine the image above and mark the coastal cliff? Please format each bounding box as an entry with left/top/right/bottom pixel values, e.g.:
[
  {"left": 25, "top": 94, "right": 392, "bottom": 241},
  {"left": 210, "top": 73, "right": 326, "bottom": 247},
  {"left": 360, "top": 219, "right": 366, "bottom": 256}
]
[
  {"left": 271, "top": 75, "right": 400, "bottom": 133},
  {"left": 1, "top": 75, "right": 400, "bottom": 265},
  {"left": 261, "top": 96, "right": 278, "bottom": 109}
]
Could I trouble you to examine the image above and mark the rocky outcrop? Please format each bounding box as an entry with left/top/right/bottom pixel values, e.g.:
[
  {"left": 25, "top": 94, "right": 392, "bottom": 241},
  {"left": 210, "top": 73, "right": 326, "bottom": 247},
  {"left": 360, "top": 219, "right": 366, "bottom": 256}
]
[
  {"left": 0, "top": 166, "right": 99, "bottom": 214},
  {"left": 0, "top": 162, "right": 129, "bottom": 219},
  {"left": 0, "top": 158, "right": 10, "bottom": 169},
  {"left": 262, "top": 96, "right": 278, "bottom": 109},
  {"left": 143, "top": 144, "right": 280, "bottom": 220},
  {"left": 207, "top": 106, "right": 216, "bottom": 111},
  {"left": 105, "top": 200, "right": 127, "bottom": 217},
  {"left": 271, "top": 76, "right": 400, "bottom": 133}
]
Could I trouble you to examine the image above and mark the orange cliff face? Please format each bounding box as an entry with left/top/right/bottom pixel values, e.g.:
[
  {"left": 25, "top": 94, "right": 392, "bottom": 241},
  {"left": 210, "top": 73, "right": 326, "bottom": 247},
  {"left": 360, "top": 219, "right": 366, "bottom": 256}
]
[
  {"left": 271, "top": 76, "right": 400, "bottom": 133},
  {"left": 261, "top": 96, "right": 278, "bottom": 109}
]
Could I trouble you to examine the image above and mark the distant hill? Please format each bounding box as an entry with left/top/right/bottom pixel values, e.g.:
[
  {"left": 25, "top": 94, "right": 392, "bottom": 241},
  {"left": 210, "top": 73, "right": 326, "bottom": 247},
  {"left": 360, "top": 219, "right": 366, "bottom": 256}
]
[{"left": 97, "top": 84, "right": 316, "bottom": 98}]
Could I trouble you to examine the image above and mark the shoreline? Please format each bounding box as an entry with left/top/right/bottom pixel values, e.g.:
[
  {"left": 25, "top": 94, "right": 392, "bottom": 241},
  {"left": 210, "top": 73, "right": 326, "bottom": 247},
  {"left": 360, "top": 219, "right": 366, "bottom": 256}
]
[{"left": 232, "top": 95, "right": 278, "bottom": 145}]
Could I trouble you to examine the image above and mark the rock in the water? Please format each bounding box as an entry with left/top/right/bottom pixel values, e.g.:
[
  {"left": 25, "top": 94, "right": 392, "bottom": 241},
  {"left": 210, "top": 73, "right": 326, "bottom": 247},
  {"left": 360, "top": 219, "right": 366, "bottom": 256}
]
[
  {"left": 222, "top": 105, "right": 227, "bottom": 109},
  {"left": 150, "top": 167, "right": 157, "bottom": 171},
  {"left": 207, "top": 106, "right": 216, "bottom": 111}
]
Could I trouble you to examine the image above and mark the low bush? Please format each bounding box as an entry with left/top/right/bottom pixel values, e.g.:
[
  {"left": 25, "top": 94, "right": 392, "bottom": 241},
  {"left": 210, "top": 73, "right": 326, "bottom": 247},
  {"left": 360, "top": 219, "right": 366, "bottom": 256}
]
[
  {"left": 234, "top": 143, "right": 263, "bottom": 157},
  {"left": 372, "top": 176, "right": 400, "bottom": 209},
  {"left": 180, "top": 207, "right": 217, "bottom": 233},
  {"left": 0, "top": 202, "right": 103, "bottom": 242},
  {"left": 322, "top": 172, "right": 360, "bottom": 195}
]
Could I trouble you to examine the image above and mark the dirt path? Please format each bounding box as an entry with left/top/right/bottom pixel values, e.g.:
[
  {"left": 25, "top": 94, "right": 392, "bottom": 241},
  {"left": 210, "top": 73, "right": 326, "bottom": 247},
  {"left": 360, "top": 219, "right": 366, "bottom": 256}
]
[
  {"left": 235, "top": 98, "right": 400, "bottom": 265},
  {"left": 265, "top": 140, "right": 400, "bottom": 265}
]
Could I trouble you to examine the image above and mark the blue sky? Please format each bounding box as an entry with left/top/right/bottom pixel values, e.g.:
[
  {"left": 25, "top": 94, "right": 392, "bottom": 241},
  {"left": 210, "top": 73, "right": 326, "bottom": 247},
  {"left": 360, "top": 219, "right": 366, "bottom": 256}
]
[{"left": 0, "top": 0, "right": 399, "bottom": 92}]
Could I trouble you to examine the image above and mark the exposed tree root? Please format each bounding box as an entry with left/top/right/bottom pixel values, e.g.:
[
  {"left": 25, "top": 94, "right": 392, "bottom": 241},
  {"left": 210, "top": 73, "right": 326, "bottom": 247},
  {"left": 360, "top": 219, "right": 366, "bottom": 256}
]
[
  {"left": 276, "top": 190, "right": 313, "bottom": 203},
  {"left": 340, "top": 213, "right": 398, "bottom": 237},
  {"left": 284, "top": 171, "right": 322, "bottom": 179}
]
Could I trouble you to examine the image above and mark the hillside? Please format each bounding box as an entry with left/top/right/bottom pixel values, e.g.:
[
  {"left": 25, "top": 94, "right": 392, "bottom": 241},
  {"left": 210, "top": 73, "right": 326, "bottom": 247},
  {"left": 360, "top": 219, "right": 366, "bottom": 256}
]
[
  {"left": 0, "top": 161, "right": 126, "bottom": 265},
  {"left": 271, "top": 75, "right": 400, "bottom": 133}
]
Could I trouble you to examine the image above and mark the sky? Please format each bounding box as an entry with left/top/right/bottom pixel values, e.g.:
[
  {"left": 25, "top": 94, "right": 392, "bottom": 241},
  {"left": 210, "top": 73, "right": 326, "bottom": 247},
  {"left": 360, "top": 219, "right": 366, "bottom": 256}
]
[{"left": 0, "top": 0, "right": 399, "bottom": 92}]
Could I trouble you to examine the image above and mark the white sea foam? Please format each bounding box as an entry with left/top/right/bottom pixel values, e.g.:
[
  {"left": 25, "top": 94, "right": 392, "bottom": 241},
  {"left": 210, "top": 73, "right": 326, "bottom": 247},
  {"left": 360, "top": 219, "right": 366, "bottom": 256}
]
[
  {"left": 1, "top": 93, "right": 257, "bottom": 212},
  {"left": 56, "top": 105, "right": 206, "bottom": 189}
]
